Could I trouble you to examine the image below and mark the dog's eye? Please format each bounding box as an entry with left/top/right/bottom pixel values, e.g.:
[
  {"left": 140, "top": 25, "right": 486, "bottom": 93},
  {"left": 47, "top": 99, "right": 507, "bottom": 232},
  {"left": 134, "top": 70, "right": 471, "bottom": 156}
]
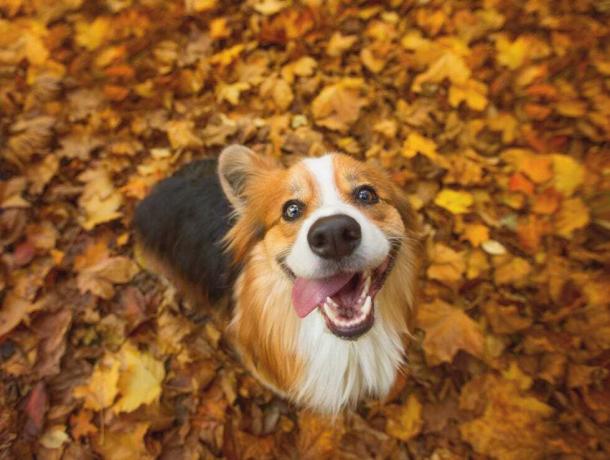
[
  {"left": 354, "top": 185, "right": 379, "bottom": 205},
  {"left": 282, "top": 200, "right": 305, "bottom": 221}
]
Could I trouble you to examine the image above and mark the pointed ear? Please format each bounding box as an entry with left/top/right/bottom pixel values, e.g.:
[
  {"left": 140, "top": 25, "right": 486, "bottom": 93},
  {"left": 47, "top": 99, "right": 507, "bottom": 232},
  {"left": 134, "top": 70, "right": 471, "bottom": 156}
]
[{"left": 218, "top": 144, "right": 278, "bottom": 213}]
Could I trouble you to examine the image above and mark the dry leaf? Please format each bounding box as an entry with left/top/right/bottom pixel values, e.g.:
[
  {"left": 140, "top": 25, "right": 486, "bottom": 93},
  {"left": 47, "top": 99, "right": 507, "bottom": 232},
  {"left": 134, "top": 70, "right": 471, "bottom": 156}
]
[
  {"left": 385, "top": 394, "right": 423, "bottom": 441},
  {"left": 417, "top": 299, "right": 485, "bottom": 365},
  {"left": 434, "top": 189, "right": 474, "bottom": 214},
  {"left": 311, "top": 79, "right": 368, "bottom": 132},
  {"left": 78, "top": 167, "right": 124, "bottom": 230}
]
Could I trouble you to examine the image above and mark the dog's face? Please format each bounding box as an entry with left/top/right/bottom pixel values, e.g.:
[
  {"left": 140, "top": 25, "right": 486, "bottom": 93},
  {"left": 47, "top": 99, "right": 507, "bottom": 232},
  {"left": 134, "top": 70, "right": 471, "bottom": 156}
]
[{"left": 219, "top": 145, "right": 419, "bottom": 340}]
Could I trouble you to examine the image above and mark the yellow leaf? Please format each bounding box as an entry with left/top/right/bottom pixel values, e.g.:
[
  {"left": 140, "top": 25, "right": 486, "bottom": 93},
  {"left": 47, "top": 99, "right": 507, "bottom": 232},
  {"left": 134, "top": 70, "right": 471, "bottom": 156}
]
[
  {"left": 460, "top": 374, "right": 554, "bottom": 459},
  {"left": 556, "top": 99, "right": 587, "bottom": 117},
  {"left": 552, "top": 154, "right": 585, "bottom": 196},
  {"left": 165, "top": 119, "right": 203, "bottom": 149},
  {"left": 215, "top": 81, "right": 250, "bottom": 105},
  {"left": 386, "top": 394, "right": 423, "bottom": 441},
  {"left": 494, "top": 256, "right": 532, "bottom": 285},
  {"left": 77, "top": 167, "right": 123, "bottom": 230},
  {"left": 417, "top": 299, "right": 485, "bottom": 365},
  {"left": 113, "top": 342, "right": 165, "bottom": 413},
  {"left": 75, "top": 17, "right": 110, "bottom": 51},
  {"left": 412, "top": 51, "right": 470, "bottom": 92},
  {"left": 311, "top": 79, "right": 368, "bottom": 132},
  {"left": 427, "top": 243, "right": 466, "bottom": 284},
  {"left": 495, "top": 35, "right": 529, "bottom": 69},
  {"left": 253, "top": 0, "right": 288, "bottom": 16},
  {"left": 502, "top": 148, "right": 553, "bottom": 184},
  {"left": 93, "top": 422, "right": 151, "bottom": 460},
  {"left": 73, "top": 354, "right": 121, "bottom": 411},
  {"left": 434, "top": 189, "right": 474, "bottom": 214},
  {"left": 555, "top": 198, "right": 590, "bottom": 238},
  {"left": 449, "top": 80, "right": 488, "bottom": 111},
  {"left": 297, "top": 411, "right": 344, "bottom": 459},
  {"left": 503, "top": 361, "right": 533, "bottom": 391},
  {"left": 462, "top": 223, "right": 490, "bottom": 247},
  {"left": 185, "top": 0, "right": 216, "bottom": 13},
  {"left": 210, "top": 43, "right": 244, "bottom": 67},
  {"left": 326, "top": 32, "right": 357, "bottom": 57},
  {"left": 40, "top": 425, "right": 69, "bottom": 449}
]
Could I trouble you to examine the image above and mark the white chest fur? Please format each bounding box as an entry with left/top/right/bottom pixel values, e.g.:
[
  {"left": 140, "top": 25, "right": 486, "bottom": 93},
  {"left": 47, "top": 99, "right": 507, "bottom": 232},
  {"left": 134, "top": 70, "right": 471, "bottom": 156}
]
[{"left": 294, "top": 305, "right": 404, "bottom": 414}]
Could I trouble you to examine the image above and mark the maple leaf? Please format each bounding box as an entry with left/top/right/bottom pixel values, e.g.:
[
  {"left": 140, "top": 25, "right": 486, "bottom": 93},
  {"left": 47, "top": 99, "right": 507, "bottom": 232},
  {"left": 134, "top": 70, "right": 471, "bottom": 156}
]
[
  {"left": 427, "top": 243, "right": 466, "bottom": 284},
  {"left": 311, "top": 78, "right": 368, "bottom": 133},
  {"left": 434, "top": 189, "right": 474, "bottom": 214},
  {"left": 78, "top": 167, "right": 124, "bottom": 230},
  {"left": 402, "top": 132, "right": 448, "bottom": 167},
  {"left": 75, "top": 17, "right": 110, "bottom": 51},
  {"left": 385, "top": 394, "right": 423, "bottom": 441},
  {"left": 93, "top": 422, "right": 152, "bottom": 460},
  {"left": 165, "top": 119, "right": 203, "bottom": 150},
  {"left": 70, "top": 409, "right": 97, "bottom": 440},
  {"left": 449, "top": 80, "right": 488, "bottom": 111},
  {"left": 73, "top": 354, "right": 121, "bottom": 411},
  {"left": 552, "top": 154, "right": 585, "bottom": 197},
  {"left": 77, "top": 255, "right": 139, "bottom": 299},
  {"left": 412, "top": 50, "right": 471, "bottom": 92},
  {"left": 113, "top": 342, "right": 165, "bottom": 413},
  {"left": 297, "top": 412, "right": 344, "bottom": 459},
  {"left": 495, "top": 34, "right": 530, "bottom": 69},
  {"left": 417, "top": 299, "right": 485, "bottom": 365},
  {"left": 460, "top": 374, "right": 555, "bottom": 459},
  {"left": 555, "top": 198, "right": 590, "bottom": 238}
]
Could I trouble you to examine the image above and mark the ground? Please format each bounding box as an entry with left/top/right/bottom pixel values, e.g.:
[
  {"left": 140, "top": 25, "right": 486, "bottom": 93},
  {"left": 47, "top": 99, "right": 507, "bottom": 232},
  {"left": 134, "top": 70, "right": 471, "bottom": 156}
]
[{"left": 1, "top": 0, "right": 609, "bottom": 459}]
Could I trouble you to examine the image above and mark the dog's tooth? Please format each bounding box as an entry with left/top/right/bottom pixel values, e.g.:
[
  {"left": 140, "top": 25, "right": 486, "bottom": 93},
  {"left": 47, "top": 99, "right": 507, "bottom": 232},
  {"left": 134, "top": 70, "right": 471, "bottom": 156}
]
[{"left": 362, "top": 296, "right": 372, "bottom": 315}]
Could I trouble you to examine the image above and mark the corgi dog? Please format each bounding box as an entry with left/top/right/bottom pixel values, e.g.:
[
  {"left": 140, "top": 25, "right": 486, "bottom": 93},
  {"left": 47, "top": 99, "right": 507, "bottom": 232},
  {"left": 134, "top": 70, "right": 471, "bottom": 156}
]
[{"left": 134, "top": 145, "right": 422, "bottom": 414}]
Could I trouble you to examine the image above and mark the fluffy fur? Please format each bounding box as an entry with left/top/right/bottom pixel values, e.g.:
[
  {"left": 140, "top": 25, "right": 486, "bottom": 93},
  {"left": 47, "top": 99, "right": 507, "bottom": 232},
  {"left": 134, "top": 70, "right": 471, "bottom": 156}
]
[{"left": 134, "top": 145, "right": 422, "bottom": 414}]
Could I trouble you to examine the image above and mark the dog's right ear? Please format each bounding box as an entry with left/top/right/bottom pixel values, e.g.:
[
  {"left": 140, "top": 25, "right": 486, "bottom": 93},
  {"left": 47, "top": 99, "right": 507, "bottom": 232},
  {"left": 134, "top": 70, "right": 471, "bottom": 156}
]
[{"left": 218, "top": 145, "right": 278, "bottom": 214}]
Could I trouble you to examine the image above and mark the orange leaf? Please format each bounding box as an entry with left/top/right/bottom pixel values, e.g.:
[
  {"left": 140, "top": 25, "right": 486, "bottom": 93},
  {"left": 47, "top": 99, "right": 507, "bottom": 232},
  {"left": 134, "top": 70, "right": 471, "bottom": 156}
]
[
  {"left": 417, "top": 299, "right": 485, "bottom": 365},
  {"left": 508, "top": 173, "right": 534, "bottom": 195}
]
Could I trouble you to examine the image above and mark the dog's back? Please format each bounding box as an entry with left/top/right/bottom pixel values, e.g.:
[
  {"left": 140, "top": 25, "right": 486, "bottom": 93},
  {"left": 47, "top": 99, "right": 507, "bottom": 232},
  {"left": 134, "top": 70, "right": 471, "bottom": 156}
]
[{"left": 133, "top": 159, "right": 235, "bottom": 303}]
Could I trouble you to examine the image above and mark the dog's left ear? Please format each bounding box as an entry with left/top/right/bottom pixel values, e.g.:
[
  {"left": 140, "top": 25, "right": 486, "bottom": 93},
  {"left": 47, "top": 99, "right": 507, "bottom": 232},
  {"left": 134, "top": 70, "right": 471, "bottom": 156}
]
[{"left": 218, "top": 145, "right": 279, "bottom": 214}]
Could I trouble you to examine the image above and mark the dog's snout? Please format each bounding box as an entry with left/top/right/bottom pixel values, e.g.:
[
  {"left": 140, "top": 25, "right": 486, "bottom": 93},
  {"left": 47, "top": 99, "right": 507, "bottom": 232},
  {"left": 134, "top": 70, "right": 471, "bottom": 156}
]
[{"left": 307, "top": 214, "right": 361, "bottom": 260}]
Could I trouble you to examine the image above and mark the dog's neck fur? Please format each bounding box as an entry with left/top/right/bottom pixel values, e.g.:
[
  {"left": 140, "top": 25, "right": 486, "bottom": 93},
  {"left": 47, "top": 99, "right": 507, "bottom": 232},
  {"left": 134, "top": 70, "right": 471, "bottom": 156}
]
[{"left": 228, "top": 241, "right": 415, "bottom": 414}]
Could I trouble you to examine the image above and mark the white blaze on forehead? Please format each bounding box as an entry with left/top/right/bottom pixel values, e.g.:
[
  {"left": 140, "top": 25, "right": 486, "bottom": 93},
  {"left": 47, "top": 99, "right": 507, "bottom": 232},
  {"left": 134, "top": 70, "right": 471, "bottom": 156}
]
[{"left": 285, "top": 154, "right": 390, "bottom": 278}]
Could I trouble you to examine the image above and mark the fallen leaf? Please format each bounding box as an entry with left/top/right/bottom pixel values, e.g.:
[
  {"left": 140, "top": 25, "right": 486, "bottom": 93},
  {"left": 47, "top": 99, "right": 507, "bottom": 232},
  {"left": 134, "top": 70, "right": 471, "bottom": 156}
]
[
  {"left": 70, "top": 409, "right": 97, "bottom": 440},
  {"left": 93, "top": 422, "right": 151, "bottom": 460},
  {"left": 417, "top": 299, "right": 485, "bottom": 365},
  {"left": 40, "top": 425, "right": 69, "bottom": 449},
  {"left": 77, "top": 255, "right": 139, "bottom": 299},
  {"left": 460, "top": 374, "right": 555, "bottom": 459},
  {"left": 77, "top": 167, "right": 124, "bottom": 230},
  {"left": 73, "top": 354, "right": 120, "bottom": 411},
  {"left": 113, "top": 342, "right": 165, "bottom": 413},
  {"left": 311, "top": 79, "right": 368, "bottom": 132},
  {"left": 434, "top": 189, "right": 474, "bottom": 214},
  {"left": 385, "top": 394, "right": 423, "bottom": 441},
  {"left": 555, "top": 198, "right": 590, "bottom": 238},
  {"left": 412, "top": 51, "right": 471, "bottom": 92},
  {"left": 552, "top": 154, "right": 585, "bottom": 197},
  {"left": 427, "top": 243, "right": 466, "bottom": 284}
]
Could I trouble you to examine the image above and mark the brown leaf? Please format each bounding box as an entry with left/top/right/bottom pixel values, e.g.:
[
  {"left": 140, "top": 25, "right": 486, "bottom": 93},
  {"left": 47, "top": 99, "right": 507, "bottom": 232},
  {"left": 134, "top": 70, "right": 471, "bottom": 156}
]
[{"left": 417, "top": 299, "right": 485, "bottom": 365}]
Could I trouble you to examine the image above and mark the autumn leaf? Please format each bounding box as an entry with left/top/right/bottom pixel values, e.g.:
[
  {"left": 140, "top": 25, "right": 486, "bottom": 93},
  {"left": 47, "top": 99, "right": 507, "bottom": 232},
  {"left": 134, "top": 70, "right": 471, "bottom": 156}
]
[
  {"left": 297, "top": 412, "right": 343, "bottom": 459},
  {"left": 494, "top": 256, "right": 532, "bottom": 286},
  {"left": 77, "top": 255, "right": 139, "bottom": 299},
  {"left": 427, "top": 243, "right": 466, "bottom": 284},
  {"left": 385, "top": 394, "right": 423, "bottom": 441},
  {"left": 552, "top": 154, "right": 585, "bottom": 197},
  {"left": 460, "top": 374, "right": 555, "bottom": 459},
  {"left": 93, "top": 422, "right": 152, "bottom": 460},
  {"left": 555, "top": 198, "right": 590, "bottom": 238},
  {"left": 412, "top": 51, "right": 471, "bottom": 92},
  {"left": 73, "top": 354, "right": 121, "bottom": 411},
  {"left": 402, "top": 132, "right": 448, "bottom": 167},
  {"left": 113, "top": 342, "right": 165, "bottom": 413},
  {"left": 417, "top": 299, "right": 485, "bottom": 365},
  {"left": 311, "top": 78, "right": 368, "bottom": 132},
  {"left": 70, "top": 409, "right": 97, "bottom": 440},
  {"left": 434, "top": 189, "right": 474, "bottom": 214},
  {"left": 78, "top": 167, "right": 124, "bottom": 230}
]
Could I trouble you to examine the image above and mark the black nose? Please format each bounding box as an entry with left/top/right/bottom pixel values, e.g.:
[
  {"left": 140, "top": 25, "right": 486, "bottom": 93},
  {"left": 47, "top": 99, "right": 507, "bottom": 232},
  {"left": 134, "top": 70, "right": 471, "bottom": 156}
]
[{"left": 307, "top": 215, "right": 361, "bottom": 260}]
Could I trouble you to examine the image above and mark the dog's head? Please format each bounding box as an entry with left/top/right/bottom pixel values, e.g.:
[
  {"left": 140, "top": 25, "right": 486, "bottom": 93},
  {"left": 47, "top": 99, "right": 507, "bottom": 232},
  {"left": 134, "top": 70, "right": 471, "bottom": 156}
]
[{"left": 219, "top": 145, "right": 420, "bottom": 340}]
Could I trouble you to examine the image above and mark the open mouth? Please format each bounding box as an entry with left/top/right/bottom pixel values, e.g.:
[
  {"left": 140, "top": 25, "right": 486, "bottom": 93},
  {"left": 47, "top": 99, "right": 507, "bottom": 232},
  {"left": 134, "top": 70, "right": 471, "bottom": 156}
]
[{"left": 290, "top": 247, "right": 398, "bottom": 339}]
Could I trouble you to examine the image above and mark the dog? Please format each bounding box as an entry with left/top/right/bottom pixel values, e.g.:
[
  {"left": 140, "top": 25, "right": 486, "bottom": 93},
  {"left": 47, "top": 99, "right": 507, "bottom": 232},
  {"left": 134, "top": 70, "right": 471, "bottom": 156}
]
[{"left": 134, "top": 145, "right": 422, "bottom": 413}]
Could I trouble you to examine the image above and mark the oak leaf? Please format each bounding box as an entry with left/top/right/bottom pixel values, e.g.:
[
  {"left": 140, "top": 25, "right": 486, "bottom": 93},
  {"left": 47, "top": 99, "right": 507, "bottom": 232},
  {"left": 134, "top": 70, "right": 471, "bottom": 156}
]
[{"left": 417, "top": 299, "right": 484, "bottom": 365}]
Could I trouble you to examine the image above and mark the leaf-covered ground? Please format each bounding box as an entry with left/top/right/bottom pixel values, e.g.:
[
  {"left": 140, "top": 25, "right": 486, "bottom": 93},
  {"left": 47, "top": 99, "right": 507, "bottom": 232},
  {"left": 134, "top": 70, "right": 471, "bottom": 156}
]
[{"left": 1, "top": 0, "right": 609, "bottom": 459}]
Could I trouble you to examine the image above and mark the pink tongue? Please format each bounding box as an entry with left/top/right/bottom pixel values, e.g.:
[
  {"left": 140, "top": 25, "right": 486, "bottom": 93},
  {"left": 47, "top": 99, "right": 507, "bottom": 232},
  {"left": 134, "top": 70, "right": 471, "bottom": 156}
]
[{"left": 292, "top": 273, "right": 354, "bottom": 318}]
